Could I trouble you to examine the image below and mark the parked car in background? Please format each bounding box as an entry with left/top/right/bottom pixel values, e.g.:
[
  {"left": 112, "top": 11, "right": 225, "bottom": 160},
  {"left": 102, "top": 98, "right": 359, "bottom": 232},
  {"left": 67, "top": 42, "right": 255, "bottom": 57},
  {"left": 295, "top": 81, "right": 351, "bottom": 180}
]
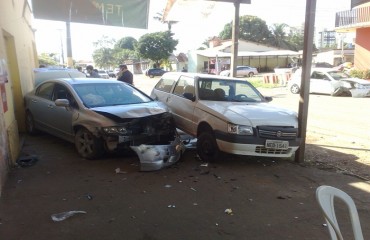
[
  {"left": 151, "top": 72, "right": 300, "bottom": 162},
  {"left": 145, "top": 68, "right": 167, "bottom": 78},
  {"left": 33, "top": 68, "right": 86, "bottom": 87},
  {"left": 288, "top": 68, "right": 370, "bottom": 97},
  {"left": 113, "top": 68, "right": 120, "bottom": 76},
  {"left": 97, "top": 70, "right": 110, "bottom": 79},
  {"left": 220, "top": 66, "right": 258, "bottom": 77},
  {"left": 108, "top": 70, "right": 116, "bottom": 78},
  {"left": 312, "top": 62, "right": 334, "bottom": 68},
  {"left": 24, "top": 78, "right": 184, "bottom": 171}
]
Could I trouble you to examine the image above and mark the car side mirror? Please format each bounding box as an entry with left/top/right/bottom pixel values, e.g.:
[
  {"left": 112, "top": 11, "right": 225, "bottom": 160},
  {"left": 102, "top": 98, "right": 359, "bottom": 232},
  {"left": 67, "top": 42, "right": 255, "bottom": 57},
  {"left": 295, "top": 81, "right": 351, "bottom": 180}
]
[
  {"left": 55, "top": 99, "right": 70, "bottom": 107},
  {"left": 264, "top": 96, "right": 273, "bottom": 102},
  {"left": 183, "top": 93, "right": 196, "bottom": 101}
]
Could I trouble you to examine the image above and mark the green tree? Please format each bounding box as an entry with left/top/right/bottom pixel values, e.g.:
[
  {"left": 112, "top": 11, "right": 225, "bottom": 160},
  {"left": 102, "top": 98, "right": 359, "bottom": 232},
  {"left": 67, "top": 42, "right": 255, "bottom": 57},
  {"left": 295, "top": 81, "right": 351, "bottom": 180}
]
[
  {"left": 286, "top": 28, "right": 304, "bottom": 51},
  {"left": 38, "top": 53, "right": 59, "bottom": 66},
  {"left": 268, "top": 23, "right": 296, "bottom": 50},
  {"left": 197, "top": 39, "right": 210, "bottom": 50},
  {"left": 218, "top": 15, "right": 270, "bottom": 43},
  {"left": 92, "top": 47, "right": 115, "bottom": 69},
  {"left": 136, "top": 31, "right": 178, "bottom": 66},
  {"left": 115, "top": 37, "right": 137, "bottom": 50},
  {"left": 114, "top": 48, "right": 138, "bottom": 64},
  {"left": 92, "top": 36, "right": 117, "bottom": 69}
]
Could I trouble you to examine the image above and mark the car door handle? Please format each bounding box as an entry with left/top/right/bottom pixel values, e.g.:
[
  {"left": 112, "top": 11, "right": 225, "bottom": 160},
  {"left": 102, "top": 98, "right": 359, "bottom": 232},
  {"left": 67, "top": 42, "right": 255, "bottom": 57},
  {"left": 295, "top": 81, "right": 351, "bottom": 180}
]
[
  {"left": 48, "top": 104, "right": 54, "bottom": 109},
  {"left": 31, "top": 99, "right": 37, "bottom": 103}
]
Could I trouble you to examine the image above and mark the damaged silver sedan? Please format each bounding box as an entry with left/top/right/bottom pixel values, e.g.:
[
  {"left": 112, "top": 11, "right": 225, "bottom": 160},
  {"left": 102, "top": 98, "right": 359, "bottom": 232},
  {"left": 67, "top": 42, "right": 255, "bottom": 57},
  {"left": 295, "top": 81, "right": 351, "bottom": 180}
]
[{"left": 24, "top": 78, "right": 184, "bottom": 171}]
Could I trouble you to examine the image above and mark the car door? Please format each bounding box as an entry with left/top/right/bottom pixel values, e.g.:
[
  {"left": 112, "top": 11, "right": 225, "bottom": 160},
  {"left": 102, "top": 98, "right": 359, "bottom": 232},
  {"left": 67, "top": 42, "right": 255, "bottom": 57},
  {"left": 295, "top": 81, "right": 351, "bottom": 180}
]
[
  {"left": 311, "top": 71, "right": 334, "bottom": 94},
  {"left": 48, "top": 83, "right": 75, "bottom": 140},
  {"left": 236, "top": 67, "right": 245, "bottom": 77},
  {"left": 165, "top": 76, "right": 197, "bottom": 135},
  {"left": 151, "top": 75, "right": 177, "bottom": 102},
  {"left": 28, "top": 82, "right": 56, "bottom": 132}
]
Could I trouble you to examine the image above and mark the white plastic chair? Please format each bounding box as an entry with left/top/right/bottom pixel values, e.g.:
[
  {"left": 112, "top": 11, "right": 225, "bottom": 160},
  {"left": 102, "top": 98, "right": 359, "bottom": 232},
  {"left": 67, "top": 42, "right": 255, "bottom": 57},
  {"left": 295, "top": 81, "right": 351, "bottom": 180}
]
[{"left": 316, "top": 185, "right": 364, "bottom": 240}]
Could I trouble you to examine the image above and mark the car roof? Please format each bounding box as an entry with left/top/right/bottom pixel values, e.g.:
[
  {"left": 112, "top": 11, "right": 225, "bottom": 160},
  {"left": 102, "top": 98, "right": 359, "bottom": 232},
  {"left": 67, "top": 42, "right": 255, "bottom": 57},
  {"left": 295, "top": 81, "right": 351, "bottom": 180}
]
[
  {"left": 162, "top": 72, "right": 247, "bottom": 81},
  {"left": 39, "top": 78, "right": 121, "bottom": 85},
  {"left": 294, "top": 67, "right": 339, "bottom": 74},
  {"left": 34, "top": 68, "right": 86, "bottom": 86}
]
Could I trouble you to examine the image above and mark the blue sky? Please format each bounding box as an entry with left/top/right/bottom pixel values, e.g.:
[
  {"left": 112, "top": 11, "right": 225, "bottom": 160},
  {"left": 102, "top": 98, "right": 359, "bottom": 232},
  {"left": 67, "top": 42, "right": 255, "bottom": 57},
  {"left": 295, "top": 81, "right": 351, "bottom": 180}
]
[{"left": 33, "top": 0, "right": 352, "bottom": 60}]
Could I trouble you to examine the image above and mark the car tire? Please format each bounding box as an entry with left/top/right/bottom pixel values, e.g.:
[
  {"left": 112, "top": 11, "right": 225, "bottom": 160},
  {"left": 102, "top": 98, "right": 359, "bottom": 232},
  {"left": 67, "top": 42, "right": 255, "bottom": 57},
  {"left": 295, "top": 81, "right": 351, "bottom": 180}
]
[
  {"left": 25, "top": 111, "right": 39, "bottom": 135},
  {"left": 290, "top": 84, "right": 300, "bottom": 94},
  {"left": 248, "top": 72, "right": 254, "bottom": 77},
  {"left": 149, "top": 74, "right": 154, "bottom": 78},
  {"left": 197, "top": 131, "right": 220, "bottom": 162},
  {"left": 75, "top": 128, "right": 105, "bottom": 159}
]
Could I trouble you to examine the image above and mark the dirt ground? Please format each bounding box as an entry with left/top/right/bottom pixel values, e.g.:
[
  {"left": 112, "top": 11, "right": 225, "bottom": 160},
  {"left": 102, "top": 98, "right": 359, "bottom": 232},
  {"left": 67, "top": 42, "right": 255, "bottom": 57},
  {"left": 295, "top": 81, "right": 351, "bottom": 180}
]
[
  {"left": 0, "top": 133, "right": 369, "bottom": 240},
  {"left": 0, "top": 78, "right": 369, "bottom": 239},
  {"left": 304, "top": 130, "right": 370, "bottom": 181}
]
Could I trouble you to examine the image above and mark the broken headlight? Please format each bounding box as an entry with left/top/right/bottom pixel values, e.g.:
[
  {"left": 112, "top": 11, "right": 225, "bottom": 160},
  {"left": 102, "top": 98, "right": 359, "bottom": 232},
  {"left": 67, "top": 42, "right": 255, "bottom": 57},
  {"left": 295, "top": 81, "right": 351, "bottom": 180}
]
[
  {"left": 227, "top": 124, "right": 253, "bottom": 135},
  {"left": 102, "top": 126, "right": 128, "bottom": 134}
]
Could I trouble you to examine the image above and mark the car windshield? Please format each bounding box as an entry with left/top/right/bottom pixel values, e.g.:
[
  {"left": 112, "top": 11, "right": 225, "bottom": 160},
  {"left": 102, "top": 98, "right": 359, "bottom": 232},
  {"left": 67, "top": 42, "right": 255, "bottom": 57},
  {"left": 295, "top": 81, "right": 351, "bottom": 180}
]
[
  {"left": 73, "top": 82, "right": 152, "bottom": 107},
  {"left": 197, "top": 78, "right": 264, "bottom": 102},
  {"left": 327, "top": 71, "right": 350, "bottom": 80}
]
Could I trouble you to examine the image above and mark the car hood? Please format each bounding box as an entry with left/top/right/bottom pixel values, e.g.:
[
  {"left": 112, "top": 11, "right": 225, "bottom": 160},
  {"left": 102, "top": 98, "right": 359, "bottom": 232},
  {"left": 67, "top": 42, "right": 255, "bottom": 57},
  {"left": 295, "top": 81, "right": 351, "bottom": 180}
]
[
  {"left": 341, "top": 78, "right": 370, "bottom": 85},
  {"left": 91, "top": 101, "right": 168, "bottom": 119},
  {"left": 198, "top": 101, "right": 298, "bottom": 127}
]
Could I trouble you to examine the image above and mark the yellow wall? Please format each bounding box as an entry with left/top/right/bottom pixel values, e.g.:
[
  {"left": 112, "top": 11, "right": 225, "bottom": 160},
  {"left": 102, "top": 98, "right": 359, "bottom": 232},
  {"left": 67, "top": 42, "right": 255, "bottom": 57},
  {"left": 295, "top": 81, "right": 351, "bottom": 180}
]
[{"left": 0, "top": 0, "right": 38, "bottom": 196}]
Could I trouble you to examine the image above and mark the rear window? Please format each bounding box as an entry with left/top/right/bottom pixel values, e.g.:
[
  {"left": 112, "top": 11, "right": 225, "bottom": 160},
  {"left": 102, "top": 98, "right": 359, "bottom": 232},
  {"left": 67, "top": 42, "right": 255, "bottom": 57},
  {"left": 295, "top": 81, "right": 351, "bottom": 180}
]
[{"left": 154, "top": 76, "right": 176, "bottom": 93}]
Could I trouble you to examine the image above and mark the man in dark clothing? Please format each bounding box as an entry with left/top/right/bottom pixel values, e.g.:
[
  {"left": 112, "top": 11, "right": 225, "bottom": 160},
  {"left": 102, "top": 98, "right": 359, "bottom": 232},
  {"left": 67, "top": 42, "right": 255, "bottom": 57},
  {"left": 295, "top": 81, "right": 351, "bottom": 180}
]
[
  {"left": 117, "top": 64, "right": 133, "bottom": 85},
  {"left": 86, "top": 65, "right": 101, "bottom": 78}
]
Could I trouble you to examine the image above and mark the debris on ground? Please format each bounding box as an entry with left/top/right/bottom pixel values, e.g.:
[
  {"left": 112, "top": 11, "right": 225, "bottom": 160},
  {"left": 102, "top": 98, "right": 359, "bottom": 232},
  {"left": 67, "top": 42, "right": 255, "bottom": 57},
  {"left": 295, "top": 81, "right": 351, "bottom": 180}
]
[
  {"left": 16, "top": 155, "right": 38, "bottom": 167},
  {"left": 115, "top": 168, "right": 127, "bottom": 174},
  {"left": 224, "top": 208, "right": 233, "bottom": 215},
  {"left": 51, "top": 210, "right": 87, "bottom": 222}
]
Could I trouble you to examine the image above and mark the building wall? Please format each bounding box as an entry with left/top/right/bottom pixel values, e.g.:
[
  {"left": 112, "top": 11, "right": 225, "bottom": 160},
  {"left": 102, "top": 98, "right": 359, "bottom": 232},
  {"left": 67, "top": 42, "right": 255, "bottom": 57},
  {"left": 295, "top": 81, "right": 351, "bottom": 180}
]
[
  {"left": 0, "top": 0, "right": 38, "bottom": 196},
  {"left": 355, "top": 27, "right": 370, "bottom": 70}
]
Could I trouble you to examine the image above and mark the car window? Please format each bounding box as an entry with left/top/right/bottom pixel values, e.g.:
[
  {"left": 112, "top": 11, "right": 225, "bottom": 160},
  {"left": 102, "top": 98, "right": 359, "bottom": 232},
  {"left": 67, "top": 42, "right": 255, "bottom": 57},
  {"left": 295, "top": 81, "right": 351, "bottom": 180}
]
[
  {"left": 53, "top": 84, "right": 78, "bottom": 108},
  {"left": 198, "top": 78, "right": 263, "bottom": 102},
  {"left": 173, "top": 76, "right": 194, "bottom": 96},
  {"left": 36, "top": 82, "right": 54, "bottom": 100},
  {"left": 73, "top": 83, "right": 151, "bottom": 108},
  {"left": 328, "top": 71, "right": 350, "bottom": 80},
  {"left": 154, "top": 77, "right": 176, "bottom": 93}
]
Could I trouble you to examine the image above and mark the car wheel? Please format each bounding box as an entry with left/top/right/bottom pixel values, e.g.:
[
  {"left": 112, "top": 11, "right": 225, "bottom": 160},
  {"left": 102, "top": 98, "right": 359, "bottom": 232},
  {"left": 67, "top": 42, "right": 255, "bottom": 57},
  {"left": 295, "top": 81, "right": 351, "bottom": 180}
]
[
  {"left": 75, "top": 128, "right": 105, "bottom": 159},
  {"left": 149, "top": 74, "right": 154, "bottom": 78},
  {"left": 197, "top": 131, "right": 220, "bottom": 162},
  {"left": 290, "top": 84, "right": 300, "bottom": 94},
  {"left": 248, "top": 72, "right": 254, "bottom": 77},
  {"left": 25, "top": 111, "right": 39, "bottom": 135}
]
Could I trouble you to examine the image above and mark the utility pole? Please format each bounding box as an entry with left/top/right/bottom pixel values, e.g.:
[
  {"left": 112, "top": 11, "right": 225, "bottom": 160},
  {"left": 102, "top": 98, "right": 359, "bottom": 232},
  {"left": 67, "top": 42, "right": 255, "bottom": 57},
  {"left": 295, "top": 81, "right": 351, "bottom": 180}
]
[{"left": 57, "top": 29, "right": 65, "bottom": 66}]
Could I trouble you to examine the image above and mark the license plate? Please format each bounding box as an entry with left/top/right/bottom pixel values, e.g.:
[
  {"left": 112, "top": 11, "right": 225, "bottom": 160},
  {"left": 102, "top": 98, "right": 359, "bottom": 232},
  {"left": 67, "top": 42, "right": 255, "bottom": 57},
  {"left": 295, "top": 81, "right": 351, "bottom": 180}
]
[{"left": 265, "top": 140, "right": 289, "bottom": 149}]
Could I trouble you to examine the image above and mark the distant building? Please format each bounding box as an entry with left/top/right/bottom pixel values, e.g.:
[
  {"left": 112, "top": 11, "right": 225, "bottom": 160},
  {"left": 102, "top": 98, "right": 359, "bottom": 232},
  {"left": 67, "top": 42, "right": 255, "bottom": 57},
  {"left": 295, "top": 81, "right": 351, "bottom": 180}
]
[
  {"left": 188, "top": 38, "right": 300, "bottom": 74},
  {"left": 318, "top": 30, "right": 337, "bottom": 49},
  {"left": 335, "top": 2, "right": 370, "bottom": 70}
]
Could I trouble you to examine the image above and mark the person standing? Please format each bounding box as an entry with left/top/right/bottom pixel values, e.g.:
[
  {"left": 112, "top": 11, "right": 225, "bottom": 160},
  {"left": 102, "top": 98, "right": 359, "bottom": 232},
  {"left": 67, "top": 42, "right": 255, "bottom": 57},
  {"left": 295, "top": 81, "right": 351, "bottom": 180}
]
[
  {"left": 117, "top": 64, "right": 133, "bottom": 85},
  {"left": 86, "top": 65, "right": 101, "bottom": 78}
]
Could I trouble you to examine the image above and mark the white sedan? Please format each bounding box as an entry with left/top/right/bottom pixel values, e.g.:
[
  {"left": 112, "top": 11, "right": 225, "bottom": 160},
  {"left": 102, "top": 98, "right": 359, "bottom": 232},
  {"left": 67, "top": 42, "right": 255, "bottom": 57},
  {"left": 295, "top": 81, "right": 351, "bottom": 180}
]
[
  {"left": 288, "top": 68, "right": 370, "bottom": 97},
  {"left": 220, "top": 66, "right": 258, "bottom": 77}
]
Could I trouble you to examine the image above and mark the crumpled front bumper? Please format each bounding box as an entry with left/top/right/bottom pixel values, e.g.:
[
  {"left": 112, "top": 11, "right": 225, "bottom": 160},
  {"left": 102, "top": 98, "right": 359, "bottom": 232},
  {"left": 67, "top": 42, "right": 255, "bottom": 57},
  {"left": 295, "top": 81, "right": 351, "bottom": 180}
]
[{"left": 130, "top": 135, "right": 186, "bottom": 171}]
